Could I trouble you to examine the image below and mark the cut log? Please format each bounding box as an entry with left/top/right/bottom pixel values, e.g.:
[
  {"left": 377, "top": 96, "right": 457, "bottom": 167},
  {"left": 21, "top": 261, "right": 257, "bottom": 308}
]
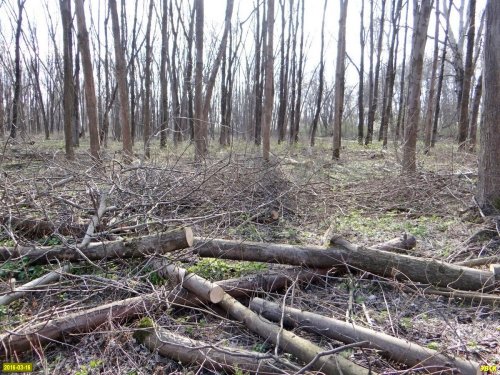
[
  {"left": 164, "top": 264, "right": 224, "bottom": 303},
  {"left": 1, "top": 267, "right": 324, "bottom": 356},
  {"left": 219, "top": 293, "right": 374, "bottom": 375},
  {"left": 136, "top": 326, "right": 284, "bottom": 374},
  {"left": 250, "top": 298, "right": 479, "bottom": 374},
  {"left": 164, "top": 266, "right": 332, "bottom": 307},
  {"left": 456, "top": 255, "right": 500, "bottom": 267},
  {"left": 0, "top": 228, "right": 194, "bottom": 265},
  {"left": 404, "top": 285, "right": 500, "bottom": 307},
  {"left": 194, "top": 237, "right": 497, "bottom": 291}
]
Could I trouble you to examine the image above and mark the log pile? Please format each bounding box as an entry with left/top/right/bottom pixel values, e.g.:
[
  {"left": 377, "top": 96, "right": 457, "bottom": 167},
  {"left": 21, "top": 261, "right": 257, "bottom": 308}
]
[{"left": 1, "top": 229, "right": 496, "bottom": 374}]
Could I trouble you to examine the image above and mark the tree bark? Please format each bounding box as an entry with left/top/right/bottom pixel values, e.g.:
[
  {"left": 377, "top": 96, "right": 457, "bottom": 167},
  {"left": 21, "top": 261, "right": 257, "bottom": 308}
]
[
  {"left": 60, "top": 0, "right": 75, "bottom": 159},
  {"left": 402, "top": 0, "right": 433, "bottom": 173},
  {"left": 262, "top": 0, "right": 274, "bottom": 162},
  {"left": 109, "top": 0, "right": 133, "bottom": 159},
  {"left": 0, "top": 228, "right": 194, "bottom": 265},
  {"left": 477, "top": 0, "right": 500, "bottom": 213},
  {"left": 75, "top": 0, "right": 100, "bottom": 159},
  {"left": 357, "top": 0, "right": 365, "bottom": 145},
  {"left": 457, "top": 0, "right": 476, "bottom": 150},
  {"left": 194, "top": 237, "right": 497, "bottom": 291},
  {"left": 143, "top": 0, "right": 154, "bottom": 158},
  {"left": 365, "top": 0, "right": 386, "bottom": 145},
  {"left": 250, "top": 298, "right": 479, "bottom": 374},
  {"left": 423, "top": 0, "right": 440, "bottom": 154},
  {"left": 467, "top": 73, "right": 482, "bottom": 153},
  {"left": 160, "top": 0, "right": 169, "bottom": 148},
  {"left": 137, "top": 327, "right": 283, "bottom": 374},
  {"left": 395, "top": 1, "right": 409, "bottom": 141},
  {"left": 332, "top": 0, "right": 348, "bottom": 159},
  {"left": 290, "top": 0, "right": 304, "bottom": 144},
  {"left": 193, "top": 0, "right": 205, "bottom": 160},
  {"left": 219, "top": 293, "right": 372, "bottom": 375}
]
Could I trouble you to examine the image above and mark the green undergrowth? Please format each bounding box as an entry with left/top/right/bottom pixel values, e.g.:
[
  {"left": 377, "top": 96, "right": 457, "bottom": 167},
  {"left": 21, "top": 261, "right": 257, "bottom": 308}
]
[{"left": 188, "top": 258, "right": 267, "bottom": 281}]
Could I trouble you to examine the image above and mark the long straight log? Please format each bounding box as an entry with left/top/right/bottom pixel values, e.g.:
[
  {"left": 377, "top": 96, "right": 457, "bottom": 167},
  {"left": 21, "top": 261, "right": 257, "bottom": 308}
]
[
  {"left": 0, "top": 228, "right": 193, "bottom": 265},
  {"left": 219, "top": 293, "right": 374, "bottom": 375},
  {"left": 194, "top": 238, "right": 497, "bottom": 292},
  {"left": 250, "top": 298, "right": 479, "bottom": 375},
  {"left": 136, "top": 326, "right": 284, "bottom": 374},
  {"left": 1, "top": 267, "right": 325, "bottom": 356}
]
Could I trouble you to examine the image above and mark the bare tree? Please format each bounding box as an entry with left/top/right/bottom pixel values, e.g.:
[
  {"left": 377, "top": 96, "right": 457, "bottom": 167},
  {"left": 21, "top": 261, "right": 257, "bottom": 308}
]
[
  {"left": 431, "top": 0, "right": 453, "bottom": 148},
  {"left": 277, "top": 0, "right": 291, "bottom": 144},
  {"left": 457, "top": 0, "right": 476, "bottom": 150},
  {"left": 262, "top": 0, "right": 274, "bottom": 161},
  {"left": 332, "top": 0, "right": 348, "bottom": 159},
  {"left": 193, "top": 0, "right": 205, "bottom": 160},
  {"left": 0, "top": 74, "right": 4, "bottom": 139},
  {"left": 143, "top": 0, "right": 154, "bottom": 158},
  {"left": 402, "top": 0, "right": 433, "bottom": 173},
  {"left": 423, "top": 0, "right": 440, "bottom": 154},
  {"left": 395, "top": 1, "right": 409, "bottom": 141},
  {"left": 160, "top": 0, "right": 169, "bottom": 148},
  {"left": 366, "top": 0, "right": 387, "bottom": 145},
  {"left": 253, "top": 0, "right": 263, "bottom": 146},
  {"left": 290, "top": 0, "right": 305, "bottom": 144},
  {"left": 357, "top": 0, "right": 365, "bottom": 145},
  {"left": 310, "top": 0, "right": 327, "bottom": 147},
  {"left": 109, "top": 0, "right": 133, "bottom": 159},
  {"left": 11, "top": 0, "right": 26, "bottom": 140},
  {"left": 477, "top": 0, "right": 500, "bottom": 212},
  {"left": 75, "top": 0, "right": 100, "bottom": 159},
  {"left": 60, "top": 0, "right": 75, "bottom": 159}
]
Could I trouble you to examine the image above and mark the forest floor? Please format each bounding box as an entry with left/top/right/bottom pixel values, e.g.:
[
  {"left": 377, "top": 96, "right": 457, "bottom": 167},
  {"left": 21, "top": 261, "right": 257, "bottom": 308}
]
[{"left": 0, "top": 135, "right": 498, "bottom": 374}]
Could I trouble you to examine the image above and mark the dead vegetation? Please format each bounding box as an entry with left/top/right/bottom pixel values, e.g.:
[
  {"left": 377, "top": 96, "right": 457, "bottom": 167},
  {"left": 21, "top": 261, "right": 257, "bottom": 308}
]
[{"left": 0, "top": 138, "right": 498, "bottom": 374}]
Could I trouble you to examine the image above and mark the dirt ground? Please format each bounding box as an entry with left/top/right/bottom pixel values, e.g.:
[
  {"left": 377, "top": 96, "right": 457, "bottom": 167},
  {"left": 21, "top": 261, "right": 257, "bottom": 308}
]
[{"left": 0, "top": 137, "right": 498, "bottom": 374}]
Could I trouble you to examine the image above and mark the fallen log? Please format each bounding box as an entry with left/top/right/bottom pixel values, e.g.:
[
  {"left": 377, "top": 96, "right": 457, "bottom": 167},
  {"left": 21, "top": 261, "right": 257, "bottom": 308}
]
[
  {"left": 369, "top": 234, "right": 417, "bottom": 253},
  {"left": 250, "top": 298, "right": 479, "bottom": 375},
  {"left": 0, "top": 267, "right": 326, "bottom": 356},
  {"left": 219, "top": 293, "right": 374, "bottom": 375},
  {"left": 193, "top": 237, "right": 497, "bottom": 292},
  {"left": 404, "top": 285, "right": 500, "bottom": 307},
  {"left": 164, "top": 263, "right": 225, "bottom": 303},
  {"left": 0, "top": 228, "right": 193, "bottom": 265},
  {"left": 135, "top": 326, "right": 284, "bottom": 374},
  {"left": 456, "top": 255, "right": 500, "bottom": 268},
  {"left": 0, "top": 216, "right": 94, "bottom": 238}
]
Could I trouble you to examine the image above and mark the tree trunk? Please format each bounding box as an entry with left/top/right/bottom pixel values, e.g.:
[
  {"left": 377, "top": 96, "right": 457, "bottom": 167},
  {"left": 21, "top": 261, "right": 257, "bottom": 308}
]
[
  {"left": 395, "top": 1, "right": 409, "bottom": 141},
  {"left": 309, "top": 0, "right": 327, "bottom": 148},
  {"left": 193, "top": 237, "right": 497, "bottom": 291},
  {"left": 477, "top": 0, "right": 500, "bottom": 213},
  {"left": 160, "top": 0, "right": 169, "bottom": 148},
  {"left": 357, "top": 0, "right": 365, "bottom": 145},
  {"left": 431, "top": 0, "right": 453, "bottom": 148},
  {"left": 109, "top": 0, "right": 133, "bottom": 160},
  {"left": 402, "top": 0, "right": 433, "bottom": 173},
  {"left": 169, "top": 5, "right": 181, "bottom": 145},
  {"left": 253, "top": 0, "right": 263, "bottom": 146},
  {"left": 365, "top": 0, "right": 386, "bottom": 145},
  {"left": 262, "top": 0, "right": 274, "bottom": 162},
  {"left": 250, "top": 298, "right": 479, "bottom": 374},
  {"left": 60, "top": 0, "right": 75, "bottom": 159},
  {"left": 129, "top": 0, "right": 139, "bottom": 146},
  {"left": 423, "top": 0, "right": 440, "bottom": 154},
  {"left": 75, "top": 0, "right": 100, "bottom": 159},
  {"left": 193, "top": 0, "right": 205, "bottom": 160},
  {"left": 332, "top": 0, "right": 348, "bottom": 159},
  {"left": 467, "top": 73, "right": 482, "bottom": 152},
  {"left": 0, "top": 77, "right": 3, "bottom": 139},
  {"left": 290, "top": 0, "right": 304, "bottom": 144},
  {"left": 143, "top": 0, "right": 154, "bottom": 158},
  {"left": 364, "top": 0, "right": 374, "bottom": 145},
  {"left": 457, "top": 0, "right": 476, "bottom": 150}
]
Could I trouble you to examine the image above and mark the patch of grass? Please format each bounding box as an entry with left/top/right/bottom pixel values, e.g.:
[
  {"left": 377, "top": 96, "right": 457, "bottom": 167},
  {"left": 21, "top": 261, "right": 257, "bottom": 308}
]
[
  {"left": 188, "top": 258, "right": 267, "bottom": 281},
  {"left": 37, "top": 234, "right": 63, "bottom": 246},
  {"left": 0, "top": 258, "right": 46, "bottom": 282},
  {"left": 426, "top": 342, "right": 440, "bottom": 350}
]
